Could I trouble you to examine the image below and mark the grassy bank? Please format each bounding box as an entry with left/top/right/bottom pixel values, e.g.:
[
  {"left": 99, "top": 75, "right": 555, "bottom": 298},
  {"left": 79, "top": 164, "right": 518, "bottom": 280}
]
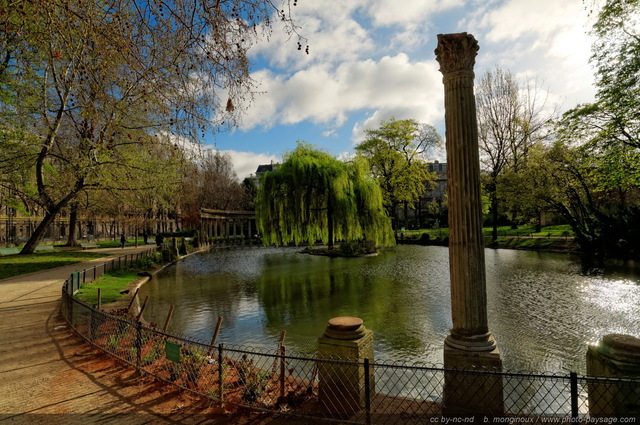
[
  {"left": 74, "top": 269, "right": 143, "bottom": 305},
  {"left": 403, "top": 224, "right": 574, "bottom": 239},
  {"left": 0, "top": 251, "right": 109, "bottom": 280},
  {"left": 74, "top": 253, "right": 162, "bottom": 306},
  {"left": 488, "top": 236, "right": 575, "bottom": 252},
  {"left": 399, "top": 224, "right": 577, "bottom": 253}
]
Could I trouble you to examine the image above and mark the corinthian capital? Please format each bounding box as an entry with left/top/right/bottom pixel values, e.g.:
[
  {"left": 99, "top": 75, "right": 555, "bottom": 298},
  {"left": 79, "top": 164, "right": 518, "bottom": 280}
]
[{"left": 434, "top": 32, "right": 479, "bottom": 75}]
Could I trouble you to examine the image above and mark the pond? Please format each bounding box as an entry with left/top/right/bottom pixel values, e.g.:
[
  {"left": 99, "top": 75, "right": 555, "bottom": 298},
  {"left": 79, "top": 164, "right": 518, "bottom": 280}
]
[{"left": 138, "top": 245, "right": 640, "bottom": 373}]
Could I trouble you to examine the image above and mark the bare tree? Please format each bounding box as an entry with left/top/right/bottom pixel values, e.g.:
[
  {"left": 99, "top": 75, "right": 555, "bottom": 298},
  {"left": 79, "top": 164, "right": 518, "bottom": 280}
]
[
  {"left": 476, "top": 67, "right": 555, "bottom": 241},
  {"left": 0, "top": 0, "right": 302, "bottom": 253}
]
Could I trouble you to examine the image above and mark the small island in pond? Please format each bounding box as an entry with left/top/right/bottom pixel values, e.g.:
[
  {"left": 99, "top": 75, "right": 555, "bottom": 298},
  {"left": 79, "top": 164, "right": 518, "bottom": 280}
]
[{"left": 299, "top": 241, "right": 379, "bottom": 258}]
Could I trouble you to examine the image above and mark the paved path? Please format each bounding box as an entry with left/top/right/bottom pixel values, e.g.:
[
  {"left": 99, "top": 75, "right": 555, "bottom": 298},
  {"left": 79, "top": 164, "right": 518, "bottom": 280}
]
[{"left": 0, "top": 246, "right": 248, "bottom": 424}]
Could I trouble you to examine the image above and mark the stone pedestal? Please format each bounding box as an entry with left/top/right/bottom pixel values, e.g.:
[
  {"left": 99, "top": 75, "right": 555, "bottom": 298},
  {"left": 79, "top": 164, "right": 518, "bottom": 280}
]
[
  {"left": 587, "top": 334, "right": 640, "bottom": 418},
  {"left": 317, "top": 317, "right": 374, "bottom": 417},
  {"left": 444, "top": 342, "right": 504, "bottom": 417}
]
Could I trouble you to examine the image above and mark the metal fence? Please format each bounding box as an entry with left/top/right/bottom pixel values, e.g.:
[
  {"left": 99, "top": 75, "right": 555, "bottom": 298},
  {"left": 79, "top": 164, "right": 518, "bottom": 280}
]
[
  {"left": 60, "top": 254, "right": 640, "bottom": 424},
  {"left": 65, "top": 247, "right": 158, "bottom": 295}
]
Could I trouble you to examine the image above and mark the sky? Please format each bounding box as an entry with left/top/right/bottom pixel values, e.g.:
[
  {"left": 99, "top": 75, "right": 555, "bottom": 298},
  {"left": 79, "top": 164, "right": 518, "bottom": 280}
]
[{"left": 206, "top": 0, "right": 598, "bottom": 180}]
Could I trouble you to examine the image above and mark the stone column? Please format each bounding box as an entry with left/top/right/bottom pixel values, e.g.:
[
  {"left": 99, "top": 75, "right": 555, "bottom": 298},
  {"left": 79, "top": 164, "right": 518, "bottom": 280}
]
[{"left": 435, "top": 32, "right": 503, "bottom": 416}]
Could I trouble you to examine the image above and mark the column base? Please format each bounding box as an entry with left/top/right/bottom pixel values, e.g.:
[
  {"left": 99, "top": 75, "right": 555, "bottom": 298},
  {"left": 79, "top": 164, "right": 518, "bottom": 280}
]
[
  {"left": 443, "top": 336, "right": 504, "bottom": 417},
  {"left": 445, "top": 332, "right": 497, "bottom": 352}
]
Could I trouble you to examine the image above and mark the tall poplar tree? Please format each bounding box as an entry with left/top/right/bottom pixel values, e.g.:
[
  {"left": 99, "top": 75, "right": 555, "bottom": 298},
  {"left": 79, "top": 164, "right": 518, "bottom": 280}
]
[{"left": 256, "top": 143, "right": 394, "bottom": 249}]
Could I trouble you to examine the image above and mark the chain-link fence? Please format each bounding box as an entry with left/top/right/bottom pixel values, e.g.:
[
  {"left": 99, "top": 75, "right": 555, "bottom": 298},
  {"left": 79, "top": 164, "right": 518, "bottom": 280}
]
[{"left": 61, "top": 254, "right": 640, "bottom": 424}]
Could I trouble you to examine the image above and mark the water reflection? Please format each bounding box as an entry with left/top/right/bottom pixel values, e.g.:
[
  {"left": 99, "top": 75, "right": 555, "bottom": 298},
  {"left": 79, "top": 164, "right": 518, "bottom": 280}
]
[{"left": 138, "top": 245, "right": 640, "bottom": 373}]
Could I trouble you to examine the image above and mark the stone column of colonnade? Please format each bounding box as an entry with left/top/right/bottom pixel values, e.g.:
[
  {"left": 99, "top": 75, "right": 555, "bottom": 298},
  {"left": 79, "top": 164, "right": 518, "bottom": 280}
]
[{"left": 435, "top": 32, "right": 503, "bottom": 416}]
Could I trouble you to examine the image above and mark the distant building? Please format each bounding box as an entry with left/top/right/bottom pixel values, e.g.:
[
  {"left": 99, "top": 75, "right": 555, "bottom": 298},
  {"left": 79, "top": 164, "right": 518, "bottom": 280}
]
[
  {"left": 397, "top": 161, "right": 448, "bottom": 229},
  {"left": 249, "top": 162, "right": 279, "bottom": 186}
]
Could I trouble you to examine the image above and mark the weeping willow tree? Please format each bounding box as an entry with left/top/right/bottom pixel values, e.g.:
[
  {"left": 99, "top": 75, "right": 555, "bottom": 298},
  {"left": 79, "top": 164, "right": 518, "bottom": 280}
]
[{"left": 257, "top": 143, "right": 395, "bottom": 249}]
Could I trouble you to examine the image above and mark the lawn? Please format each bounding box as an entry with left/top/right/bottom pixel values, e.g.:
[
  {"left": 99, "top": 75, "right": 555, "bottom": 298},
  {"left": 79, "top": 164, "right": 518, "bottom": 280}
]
[
  {"left": 0, "top": 251, "right": 110, "bottom": 280},
  {"left": 93, "top": 238, "right": 148, "bottom": 248},
  {"left": 74, "top": 269, "right": 141, "bottom": 305},
  {"left": 402, "top": 224, "right": 574, "bottom": 240}
]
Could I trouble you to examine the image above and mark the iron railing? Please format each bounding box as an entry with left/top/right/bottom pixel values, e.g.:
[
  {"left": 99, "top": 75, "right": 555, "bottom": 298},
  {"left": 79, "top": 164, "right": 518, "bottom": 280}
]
[{"left": 60, "top": 252, "right": 640, "bottom": 424}]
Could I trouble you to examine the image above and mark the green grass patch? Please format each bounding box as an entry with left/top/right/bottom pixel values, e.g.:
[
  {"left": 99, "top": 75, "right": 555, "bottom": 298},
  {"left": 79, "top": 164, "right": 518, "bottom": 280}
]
[
  {"left": 491, "top": 237, "right": 573, "bottom": 251},
  {"left": 74, "top": 269, "right": 141, "bottom": 305},
  {"left": 529, "top": 225, "right": 574, "bottom": 237},
  {"left": 96, "top": 238, "right": 146, "bottom": 248},
  {"left": 402, "top": 224, "right": 574, "bottom": 240},
  {"left": 0, "top": 251, "right": 110, "bottom": 280}
]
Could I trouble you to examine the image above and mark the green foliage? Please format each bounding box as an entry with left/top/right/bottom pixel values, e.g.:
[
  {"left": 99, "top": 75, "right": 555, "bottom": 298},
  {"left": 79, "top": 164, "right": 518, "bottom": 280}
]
[
  {"left": 256, "top": 143, "right": 394, "bottom": 248},
  {"left": 338, "top": 240, "right": 377, "bottom": 256},
  {"left": 476, "top": 67, "right": 555, "bottom": 239},
  {"left": 355, "top": 118, "right": 440, "bottom": 226},
  {"left": 182, "top": 347, "right": 209, "bottom": 386},
  {"left": 238, "top": 355, "right": 272, "bottom": 403},
  {"left": 107, "top": 334, "right": 121, "bottom": 352},
  {"left": 130, "top": 252, "right": 161, "bottom": 270},
  {"left": 179, "top": 238, "right": 188, "bottom": 255},
  {"left": 1, "top": 0, "right": 301, "bottom": 254},
  {"left": 556, "top": 0, "right": 640, "bottom": 195},
  {"left": 590, "top": 0, "right": 640, "bottom": 149}
]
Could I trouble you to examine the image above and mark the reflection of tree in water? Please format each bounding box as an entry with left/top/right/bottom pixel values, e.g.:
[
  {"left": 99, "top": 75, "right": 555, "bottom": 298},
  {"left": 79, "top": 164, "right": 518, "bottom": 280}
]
[
  {"left": 142, "top": 266, "right": 247, "bottom": 339},
  {"left": 255, "top": 251, "right": 436, "bottom": 356}
]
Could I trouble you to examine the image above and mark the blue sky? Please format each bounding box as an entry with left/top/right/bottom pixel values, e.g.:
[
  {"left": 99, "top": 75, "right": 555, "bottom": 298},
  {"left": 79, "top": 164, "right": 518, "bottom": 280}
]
[{"left": 206, "top": 0, "right": 597, "bottom": 180}]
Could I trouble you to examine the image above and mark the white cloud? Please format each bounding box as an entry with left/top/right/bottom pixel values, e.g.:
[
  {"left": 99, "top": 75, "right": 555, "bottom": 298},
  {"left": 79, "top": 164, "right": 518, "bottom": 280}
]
[
  {"left": 239, "top": 54, "right": 444, "bottom": 134},
  {"left": 368, "top": 0, "right": 463, "bottom": 27},
  {"left": 249, "top": 0, "right": 373, "bottom": 70},
  {"left": 220, "top": 149, "right": 279, "bottom": 180},
  {"left": 461, "top": 0, "right": 596, "bottom": 107}
]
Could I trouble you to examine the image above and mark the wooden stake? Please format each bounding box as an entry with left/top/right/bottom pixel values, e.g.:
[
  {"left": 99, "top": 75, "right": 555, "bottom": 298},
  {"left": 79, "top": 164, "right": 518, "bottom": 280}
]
[
  {"left": 97, "top": 288, "right": 102, "bottom": 311},
  {"left": 280, "top": 345, "right": 286, "bottom": 398},
  {"left": 162, "top": 305, "right": 175, "bottom": 332},
  {"left": 126, "top": 288, "right": 140, "bottom": 313},
  {"left": 208, "top": 316, "right": 223, "bottom": 355},
  {"left": 135, "top": 295, "right": 149, "bottom": 322},
  {"left": 272, "top": 330, "right": 286, "bottom": 373}
]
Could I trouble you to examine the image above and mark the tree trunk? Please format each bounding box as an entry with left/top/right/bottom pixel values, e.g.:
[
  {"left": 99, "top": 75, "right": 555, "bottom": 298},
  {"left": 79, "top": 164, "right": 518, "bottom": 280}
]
[
  {"left": 403, "top": 201, "right": 409, "bottom": 229},
  {"left": 491, "top": 193, "right": 499, "bottom": 242},
  {"left": 327, "top": 197, "right": 334, "bottom": 249},
  {"left": 20, "top": 209, "right": 59, "bottom": 254},
  {"left": 66, "top": 204, "right": 80, "bottom": 246}
]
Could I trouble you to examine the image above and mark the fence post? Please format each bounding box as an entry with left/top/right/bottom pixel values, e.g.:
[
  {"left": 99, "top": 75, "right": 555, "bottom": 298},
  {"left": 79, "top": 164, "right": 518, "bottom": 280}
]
[
  {"left": 280, "top": 345, "right": 286, "bottom": 398},
  {"left": 162, "top": 305, "right": 175, "bottom": 332},
  {"left": 127, "top": 288, "right": 140, "bottom": 313},
  {"left": 135, "top": 296, "right": 149, "bottom": 322},
  {"left": 218, "top": 344, "right": 224, "bottom": 405},
  {"left": 570, "top": 371, "right": 579, "bottom": 419},
  {"left": 94, "top": 266, "right": 96, "bottom": 280},
  {"left": 90, "top": 306, "right": 96, "bottom": 341},
  {"left": 136, "top": 321, "right": 142, "bottom": 372},
  {"left": 364, "top": 358, "right": 371, "bottom": 425}
]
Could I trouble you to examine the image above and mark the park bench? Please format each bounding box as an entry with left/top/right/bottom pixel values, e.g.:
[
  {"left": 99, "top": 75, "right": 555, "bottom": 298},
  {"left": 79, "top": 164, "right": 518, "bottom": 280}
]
[
  {"left": 34, "top": 245, "right": 55, "bottom": 252},
  {"left": 0, "top": 247, "right": 20, "bottom": 255},
  {"left": 80, "top": 242, "right": 99, "bottom": 249}
]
